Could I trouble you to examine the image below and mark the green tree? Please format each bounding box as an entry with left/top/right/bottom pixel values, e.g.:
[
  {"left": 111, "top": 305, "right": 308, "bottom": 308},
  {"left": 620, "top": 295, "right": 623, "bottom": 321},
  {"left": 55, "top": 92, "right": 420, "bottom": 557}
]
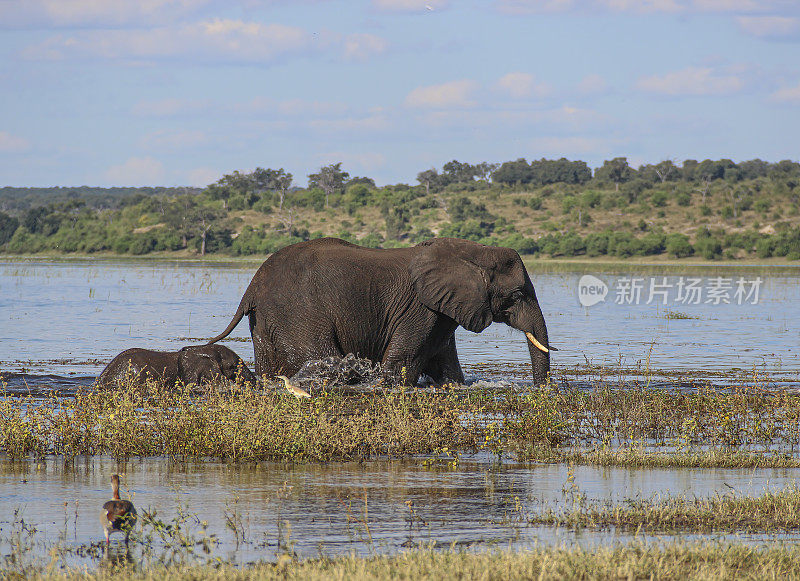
[
  {"left": 475, "top": 162, "right": 499, "bottom": 182},
  {"left": 0, "top": 211, "right": 19, "bottom": 245},
  {"left": 416, "top": 168, "right": 441, "bottom": 194},
  {"left": 441, "top": 160, "right": 477, "bottom": 183},
  {"left": 595, "top": 157, "right": 634, "bottom": 191},
  {"left": 308, "top": 163, "right": 349, "bottom": 208},
  {"left": 493, "top": 158, "right": 533, "bottom": 186}
]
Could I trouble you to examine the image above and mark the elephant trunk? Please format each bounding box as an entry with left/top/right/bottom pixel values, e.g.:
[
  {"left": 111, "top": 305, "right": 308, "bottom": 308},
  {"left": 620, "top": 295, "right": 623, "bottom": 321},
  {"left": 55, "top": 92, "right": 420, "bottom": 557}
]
[{"left": 523, "top": 301, "right": 550, "bottom": 386}]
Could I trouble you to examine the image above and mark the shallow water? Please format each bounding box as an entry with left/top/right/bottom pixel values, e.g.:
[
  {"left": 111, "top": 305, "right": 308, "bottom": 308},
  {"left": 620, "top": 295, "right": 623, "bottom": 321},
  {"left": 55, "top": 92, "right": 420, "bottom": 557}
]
[
  {"left": 3, "top": 455, "right": 800, "bottom": 569},
  {"left": 2, "top": 259, "right": 800, "bottom": 569},
  {"left": 1, "top": 259, "right": 798, "bottom": 388}
]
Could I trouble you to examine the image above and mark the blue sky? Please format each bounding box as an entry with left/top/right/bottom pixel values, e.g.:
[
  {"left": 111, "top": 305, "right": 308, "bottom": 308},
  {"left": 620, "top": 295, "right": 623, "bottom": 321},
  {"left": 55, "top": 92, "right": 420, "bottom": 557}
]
[{"left": 0, "top": 0, "right": 798, "bottom": 187}]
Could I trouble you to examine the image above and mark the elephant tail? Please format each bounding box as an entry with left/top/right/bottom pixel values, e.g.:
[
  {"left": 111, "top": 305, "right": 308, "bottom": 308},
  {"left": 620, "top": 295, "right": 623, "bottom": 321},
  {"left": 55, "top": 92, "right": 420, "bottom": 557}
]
[{"left": 207, "top": 297, "right": 252, "bottom": 345}]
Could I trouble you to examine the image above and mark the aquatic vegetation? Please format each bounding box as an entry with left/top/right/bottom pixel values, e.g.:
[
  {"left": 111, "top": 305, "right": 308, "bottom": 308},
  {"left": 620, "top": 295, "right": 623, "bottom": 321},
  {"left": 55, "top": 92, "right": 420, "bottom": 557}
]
[
  {"left": 3, "top": 375, "right": 800, "bottom": 465},
  {"left": 9, "top": 541, "right": 800, "bottom": 580},
  {"left": 537, "top": 482, "right": 800, "bottom": 533}
]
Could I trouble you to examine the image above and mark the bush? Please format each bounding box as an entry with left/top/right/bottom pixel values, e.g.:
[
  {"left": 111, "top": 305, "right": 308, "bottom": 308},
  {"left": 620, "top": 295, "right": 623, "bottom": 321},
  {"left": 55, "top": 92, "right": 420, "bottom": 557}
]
[
  {"left": 754, "top": 199, "right": 772, "bottom": 213},
  {"left": 0, "top": 212, "right": 19, "bottom": 246},
  {"left": 496, "top": 233, "right": 538, "bottom": 255},
  {"left": 695, "top": 236, "right": 723, "bottom": 259},
  {"left": 557, "top": 233, "right": 586, "bottom": 256},
  {"left": 651, "top": 191, "right": 668, "bottom": 207},
  {"left": 676, "top": 192, "right": 691, "bottom": 206},
  {"left": 583, "top": 232, "right": 608, "bottom": 256},
  {"left": 665, "top": 234, "right": 694, "bottom": 258},
  {"left": 756, "top": 237, "right": 775, "bottom": 258}
]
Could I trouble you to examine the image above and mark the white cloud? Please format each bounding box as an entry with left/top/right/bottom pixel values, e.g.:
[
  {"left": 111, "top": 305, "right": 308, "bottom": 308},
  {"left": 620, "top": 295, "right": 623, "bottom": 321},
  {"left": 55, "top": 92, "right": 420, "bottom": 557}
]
[
  {"left": 0, "top": 0, "right": 211, "bottom": 28},
  {"left": 308, "top": 114, "right": 391, "bottom": 133},
  {"left": 771, "top": 82, "right": 800, "bottom": 103},
  {"left": 105, "top": 157, "right": 166, "bottom": 185},
  {"left": 24, "top": 19, "right": 315, "bottom": 64},
  {"left": 577, "top": 73, "right": 608, "bottom": 94},
  {"left": 140, "top": 130, "right": 210, "bottom": 151},
  {"left": 405, "top": 80, "right": 478, "bottom": 108},
  {"left": 133, "top": 98, "right": 213, "bottom": 117},
  {"left": 528, "top": 135, "right": 611, "bottom": 155},
  {"left": 186, "top": 167, "right": 221, "bottom": 187},
  {"left": 636, "top": 66, "right": 744, "bottom": 96},
  {"left": 343, "top": 33, "right": 388, "bottom": 61},
  {"left": 0, "top": 131, "right": 31, "bottom": 153},
  {"left": 599, "top": 0, "right": 682, "bottom": 12},
  {"left": 737, "top": 16, "right": 800, "bottom": 39},
  {"left": 495, "top": 0, "right": 799, "bottom": 14},
  {"left": 317, "top": 151, "right": 387, "bottom": 173},
  {"left": 495, "top": 0, "right": 576, "bottom": 14},
  {"left": 496, "top": 72, "right": 551, "bottom": 99},
  {"left": 690, "top": 0, "right": 761, "bottom": 11},
  {"left": 372, "top": 0, "right": 449, "bottom": 12}
]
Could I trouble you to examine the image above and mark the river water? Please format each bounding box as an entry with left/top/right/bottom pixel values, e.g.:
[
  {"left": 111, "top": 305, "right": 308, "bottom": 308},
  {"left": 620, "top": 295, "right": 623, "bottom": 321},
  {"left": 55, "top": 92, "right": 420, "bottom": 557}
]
[
  {"left": 1, "top": 258, "right": 800, "bottom": 568},
  {"left": 1, "top": 259, "right": 798, "bottom": 387}
]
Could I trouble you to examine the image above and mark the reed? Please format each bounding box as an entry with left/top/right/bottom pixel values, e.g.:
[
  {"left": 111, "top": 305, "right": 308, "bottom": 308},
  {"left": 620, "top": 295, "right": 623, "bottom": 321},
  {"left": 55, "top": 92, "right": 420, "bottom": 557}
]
[
  {"left": 10, "top": 542, "right": 800, "bottom": 580},
  {"left": 537, "top": 482, "right": 800, "bottom": 533},
  {"left": 3, "top": 375, "right": 800, "bottom": 465}
]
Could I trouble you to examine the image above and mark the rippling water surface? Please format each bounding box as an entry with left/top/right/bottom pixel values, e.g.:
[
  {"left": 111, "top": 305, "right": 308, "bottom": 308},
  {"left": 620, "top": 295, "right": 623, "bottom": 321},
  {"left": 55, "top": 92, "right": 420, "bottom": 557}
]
[
  {"left": 1, "top": 258, "right": 800, "bottom": 569},
  {"left": 1, "top": 259, "right": 798, "bottom": 384}
]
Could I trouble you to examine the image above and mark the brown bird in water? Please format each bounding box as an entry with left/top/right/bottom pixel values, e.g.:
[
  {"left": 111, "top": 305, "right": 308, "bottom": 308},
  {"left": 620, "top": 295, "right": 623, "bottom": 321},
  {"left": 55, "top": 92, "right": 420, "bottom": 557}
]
[
  {"left": 276, "top": 375, "right": 311, "bottom": 399},
  {"left": 101, "top": 474, "right": 137, "bottom": 545}
]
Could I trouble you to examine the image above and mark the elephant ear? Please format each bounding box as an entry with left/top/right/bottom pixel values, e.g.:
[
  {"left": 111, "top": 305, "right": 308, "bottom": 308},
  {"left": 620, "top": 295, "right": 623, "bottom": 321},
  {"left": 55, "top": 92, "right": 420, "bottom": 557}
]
[{"left": 409, "top": 240, "right": 493, "bottom": 333}]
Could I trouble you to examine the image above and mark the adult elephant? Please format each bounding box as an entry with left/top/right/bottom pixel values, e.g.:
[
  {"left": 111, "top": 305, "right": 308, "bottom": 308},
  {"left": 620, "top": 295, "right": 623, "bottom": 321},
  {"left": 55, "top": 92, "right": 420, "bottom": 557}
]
[
  {"left": 98, "top": 345, "right": 256, "bottom": 387},
  {"left": 208, "top": 237, "right": 551, "bottom": 385}
]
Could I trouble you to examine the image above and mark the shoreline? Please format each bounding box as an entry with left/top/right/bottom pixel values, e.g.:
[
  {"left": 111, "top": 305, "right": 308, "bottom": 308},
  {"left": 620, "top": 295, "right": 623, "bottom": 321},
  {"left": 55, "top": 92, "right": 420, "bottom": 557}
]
[{"left": 2, "top": 251, "right": 799, "bottom": 270}]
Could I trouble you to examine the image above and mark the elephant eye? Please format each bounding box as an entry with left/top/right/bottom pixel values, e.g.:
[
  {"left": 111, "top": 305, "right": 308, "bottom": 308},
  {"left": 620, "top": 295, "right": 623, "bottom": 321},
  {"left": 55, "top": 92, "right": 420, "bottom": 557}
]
[{"left": 511, "top": 289, "right": 524, "bottom": 301}]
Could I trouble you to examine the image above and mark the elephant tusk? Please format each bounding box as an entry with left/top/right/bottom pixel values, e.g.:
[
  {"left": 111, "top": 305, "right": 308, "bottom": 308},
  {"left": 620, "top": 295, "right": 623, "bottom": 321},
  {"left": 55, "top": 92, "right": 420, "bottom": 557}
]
[{"left": 525, "top": 332, "right": 549, "bottom": 353}]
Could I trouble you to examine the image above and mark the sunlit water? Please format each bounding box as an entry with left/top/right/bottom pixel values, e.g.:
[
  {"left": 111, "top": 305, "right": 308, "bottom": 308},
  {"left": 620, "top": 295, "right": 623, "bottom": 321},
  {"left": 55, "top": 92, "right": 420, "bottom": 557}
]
[
  {"left": 3, "top": 456, "right": 800, "bottom": 568},
  {"left": 1, "top": 259, "right": 799, "bottom": 387},
  {"left": 1, "top": 259, "right": 800, "bottom": 569}
]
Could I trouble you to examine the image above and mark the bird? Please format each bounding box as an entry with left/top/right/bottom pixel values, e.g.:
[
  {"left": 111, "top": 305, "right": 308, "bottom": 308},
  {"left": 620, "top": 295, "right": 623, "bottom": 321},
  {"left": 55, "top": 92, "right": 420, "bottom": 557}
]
[
  {"left": 276, "top": 375, "right": 311, "bottom": 399},
  {"left": 101, "top": 474, "right": 137, "bottom": 545}
]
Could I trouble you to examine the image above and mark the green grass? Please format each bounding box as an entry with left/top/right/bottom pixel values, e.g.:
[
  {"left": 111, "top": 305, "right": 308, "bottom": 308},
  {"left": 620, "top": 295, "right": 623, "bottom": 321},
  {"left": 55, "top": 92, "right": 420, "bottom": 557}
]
[
  {"left": 9, "top": 542, "right": 800, "bottom": 580},
  {"left": 3, "top": 375, "right": 800, "bottom": 466},
  {"left": 537, "top": 483, "right": 800, "bottom": 533}
]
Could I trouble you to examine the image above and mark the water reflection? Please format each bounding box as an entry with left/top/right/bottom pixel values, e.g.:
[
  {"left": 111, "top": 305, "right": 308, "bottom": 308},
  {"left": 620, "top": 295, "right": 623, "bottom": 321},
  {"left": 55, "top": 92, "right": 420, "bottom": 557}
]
[
  {"left": 2, "top": 456, "right": 800, "bottom": 569},
  {"left": 1, "top": 260, "right": 799, "bottom": 388}
]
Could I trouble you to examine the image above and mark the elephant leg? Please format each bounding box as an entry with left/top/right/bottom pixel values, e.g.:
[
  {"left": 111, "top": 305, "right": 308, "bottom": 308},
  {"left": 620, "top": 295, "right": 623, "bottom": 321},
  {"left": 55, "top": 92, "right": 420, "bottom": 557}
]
[
  {"left": 421, "top": 334, "right": 464, "bottom": 385},
  {"left": 382, "top": 318, "right": 458, "bottom": 386}
]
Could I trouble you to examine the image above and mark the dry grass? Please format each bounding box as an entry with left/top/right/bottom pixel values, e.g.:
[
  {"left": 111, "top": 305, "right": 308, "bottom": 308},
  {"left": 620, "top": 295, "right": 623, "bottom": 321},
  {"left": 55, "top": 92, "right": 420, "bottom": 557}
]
[
  {"left": 3, "top": 376, "right": 800, "bottom": 465},
  {"left": 8, "top": 542, "right": 800, "bottom": 580},
  {"left": 538, "top": 483, "right": 800, "bottom": 533}
]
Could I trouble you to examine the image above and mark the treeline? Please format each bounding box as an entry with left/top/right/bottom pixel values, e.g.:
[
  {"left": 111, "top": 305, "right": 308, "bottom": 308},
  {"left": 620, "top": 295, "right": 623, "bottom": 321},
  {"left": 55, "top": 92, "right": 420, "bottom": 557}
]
[
  {"left": 0, "top": 186, "right": 198, "bottom": 215},
  {"left": 1, "top": 156, "right": 799, "bottom": 260}
]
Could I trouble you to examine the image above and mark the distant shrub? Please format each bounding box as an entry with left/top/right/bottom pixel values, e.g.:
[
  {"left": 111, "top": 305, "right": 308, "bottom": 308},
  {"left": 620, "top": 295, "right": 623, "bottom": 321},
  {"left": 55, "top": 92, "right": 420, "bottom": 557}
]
[
  {"left": 676, "top": 192, "right": 691, "bottom": 206},
  {"left": 754, "top": 199, "right": 772, "bottom": 213},
  {"left": 665, "top": 234, "right": 694, "bottom": 258},
  {"left": 498, "top": 233, "right": 537, "bottom": 254},
  {"left": 695, "top": 236, "right": 723, "bottom": 259},
  {"left": 651, "top": 191, "right": 668, "bottom": 207},
  {"left": 585, "top": 232, "right": 610, "bottom": 256},
  {"left": 557, "top": 233, "right": 586, "bottom": 256}
]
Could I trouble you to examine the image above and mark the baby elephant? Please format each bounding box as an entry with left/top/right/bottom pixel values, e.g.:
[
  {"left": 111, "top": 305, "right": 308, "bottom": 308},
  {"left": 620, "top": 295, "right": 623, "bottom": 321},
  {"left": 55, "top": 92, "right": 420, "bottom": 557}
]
[{"left": 98, "top": 345, "right": 256, "bottom": 387}]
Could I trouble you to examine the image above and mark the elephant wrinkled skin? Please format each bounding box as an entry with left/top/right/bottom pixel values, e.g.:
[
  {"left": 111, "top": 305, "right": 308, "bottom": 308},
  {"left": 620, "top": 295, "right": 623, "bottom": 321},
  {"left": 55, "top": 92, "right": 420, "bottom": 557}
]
[
  {"left": 208, "top": 237, "right": 551, "bottom": 385},
  {"left": 97, "top": 345, "right": 256, "bottom": 387}
]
